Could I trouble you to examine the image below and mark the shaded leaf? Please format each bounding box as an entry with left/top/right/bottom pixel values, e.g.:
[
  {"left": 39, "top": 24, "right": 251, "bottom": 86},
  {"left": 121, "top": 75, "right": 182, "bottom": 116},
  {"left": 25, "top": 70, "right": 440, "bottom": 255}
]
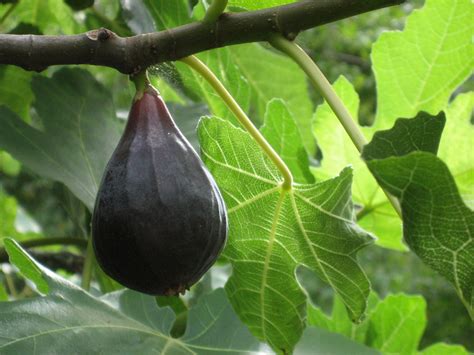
[
  {"left": 198, "top": 117, "right": 373, "bottom": 352},
  {"left": 294, "top": 326, "right": 379, "bottom": 355},
  {"left": 0, "top": 68, "right": 121, "bottom": 211},
  {"left": 0, "top": 240, "right": 264, "bottom": 354},
  {"left": 362, "top": 112, "right": 474, "bottom": 317}
]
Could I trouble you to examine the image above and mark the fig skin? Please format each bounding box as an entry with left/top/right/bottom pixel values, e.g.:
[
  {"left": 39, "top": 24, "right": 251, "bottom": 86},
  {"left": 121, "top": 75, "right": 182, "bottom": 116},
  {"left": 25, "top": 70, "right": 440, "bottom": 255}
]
[{"left": 92, "top": 84, "right": 227, "bottom": 296}]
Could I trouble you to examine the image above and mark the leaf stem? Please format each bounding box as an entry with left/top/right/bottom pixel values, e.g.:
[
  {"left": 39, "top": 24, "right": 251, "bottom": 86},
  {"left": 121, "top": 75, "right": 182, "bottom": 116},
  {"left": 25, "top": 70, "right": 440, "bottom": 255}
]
[
  {"left": 269, "top": 35, "right": 401, "bottom": 217},
  {"left": 81, "top": 237, "right": 94, "bottom": 291},
  {"left": 204, "top": 0, "right": 228, "bottom": 23},
  {"left": 0, "top": 237, "right": 87, "bottom": 261},
  {"left": 180, "top": 55, "right": 293, "bottom": 190}
]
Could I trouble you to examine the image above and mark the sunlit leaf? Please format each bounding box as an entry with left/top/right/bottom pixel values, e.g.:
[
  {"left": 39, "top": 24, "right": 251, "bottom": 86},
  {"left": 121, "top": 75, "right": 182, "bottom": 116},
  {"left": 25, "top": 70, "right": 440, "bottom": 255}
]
[
  {"left": 198, "top": 116, "right": 373, "bottom": 352},
  {"left": 439, "top": 92, "right": 474, "bottom": 208},
  {"left": 372, "top": 0, "right": 472, "bottom": 122},
  {"left": 261, "top": 99, "right": 314, "bottom": 184}
]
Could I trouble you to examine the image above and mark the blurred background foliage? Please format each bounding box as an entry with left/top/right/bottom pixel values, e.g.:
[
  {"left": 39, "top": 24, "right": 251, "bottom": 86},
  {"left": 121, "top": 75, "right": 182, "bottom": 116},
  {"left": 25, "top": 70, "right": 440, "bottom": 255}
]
[{"left": 0, "top": 0, "right": 472, "bottom": 350}]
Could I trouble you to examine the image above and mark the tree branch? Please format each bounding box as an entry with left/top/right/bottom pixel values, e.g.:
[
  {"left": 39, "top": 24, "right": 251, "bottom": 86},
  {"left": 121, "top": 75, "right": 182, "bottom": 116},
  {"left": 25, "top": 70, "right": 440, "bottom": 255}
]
[{"left": 0, "top": 0, "right": 403, "bottom": 73}]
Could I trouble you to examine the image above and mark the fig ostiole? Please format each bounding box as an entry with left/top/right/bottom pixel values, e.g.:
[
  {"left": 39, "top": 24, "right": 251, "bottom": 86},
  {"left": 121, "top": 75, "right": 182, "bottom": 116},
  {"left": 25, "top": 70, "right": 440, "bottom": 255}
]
[{"left": 92, "top": 81, "right": 228, "bottom": 296}]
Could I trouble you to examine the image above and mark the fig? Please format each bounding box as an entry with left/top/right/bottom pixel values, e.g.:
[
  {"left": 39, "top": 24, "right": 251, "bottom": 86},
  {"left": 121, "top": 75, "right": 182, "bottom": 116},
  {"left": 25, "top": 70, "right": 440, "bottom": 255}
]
[{"left": 92, "top": 82, "right": 227, "bottom": 296}]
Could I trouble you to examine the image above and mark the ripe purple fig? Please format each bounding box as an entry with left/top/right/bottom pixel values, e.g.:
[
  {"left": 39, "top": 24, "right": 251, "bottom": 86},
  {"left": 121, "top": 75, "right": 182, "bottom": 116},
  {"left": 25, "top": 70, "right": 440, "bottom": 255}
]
[{"left": 92, "top": 83, "right": 227, "bottom": 295}]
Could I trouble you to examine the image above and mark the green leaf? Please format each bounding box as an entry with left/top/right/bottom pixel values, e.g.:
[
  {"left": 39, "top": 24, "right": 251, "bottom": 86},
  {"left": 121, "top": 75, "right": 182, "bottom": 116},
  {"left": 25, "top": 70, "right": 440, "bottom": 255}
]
[
  {"left": 307, "top": 293, "right": 380, "bottom": 344},
  {"left": 0, "top": 68, "right": 121, "bottom": 211},
  {"left": 227, "top": 0, "right": 294, "bottom": 10},
  {"left": 420, "top": 343, "right": 469, "bottom": 355},
  {"left": 367, "top": 294, "right": 426, "bottom": 354},
  {"left": 9, "top": 0, "right": 80, "bottom": 34},
  {"left": 198, "top": 117, "right": 373, "bottom": 352},
  {"left": 142, "top": 0, "right": 251, "bottom": 126},
  {"left": 361, "top": 111, "right": 445, "bottom": 160},
  {"left": 308, "top": 291, "right": 469, "bottom": 354},
  {"left": 0, "top": 66, "right": 33, "bottom": 120},
  {"left": 260, "top": 99, "right": 314, "bottom": 184},
  {"left": 0, "top": 282, "right": 7, "bottom": 302},
  {"left": 3, "top": 239, "right": 48, "bottom": 294},
  {"left": 313, "top": 76, "right": 404, "bottom": 250},
  {"left": 371, "top": 0, "right": 473, "bottom": 122},
  {"left": 362, "top": 112, "right": 474, "bottom": 318},
  {"left": 176, "top": 48, "right": 251, "bottom": 125},
  {"left": 143, "top": 0, "right": 191, "bottom": 29},
  {"left": 0, "top": 151, "right": 20, "bottom": 177},
  {"left": 0, "top": 242, "right": 263, "bottom": 354},
  {"left": 231, "top": 44, "right": 315, "bottom": 154},
  {"left": 439, "top": 92, "right": 474, "bottom": 208},
  {"left": 294, "top": 326, "right": 379, "bottom": 355},
  {"left": 0, "top": 190, "right": 40, "bottom": 246}
]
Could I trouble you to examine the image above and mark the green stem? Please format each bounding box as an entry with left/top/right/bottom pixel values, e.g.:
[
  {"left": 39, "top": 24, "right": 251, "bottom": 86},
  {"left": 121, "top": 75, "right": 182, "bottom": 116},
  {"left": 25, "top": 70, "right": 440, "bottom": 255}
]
[
  {"left": 3, "top": 272, "right": 17, "bottom": 298},
  {"left": 131, "top": 70, "right": 150, "bottom": 100},
  {"left": 204, "top": 0, "right": 228, "bottom": 23},
  {"left": 81, "top": 237, "right": 94, "bottom": 291},
  {"left": 0, "top": 2, "right": 18, "bottom": 26},
  {"left": 180, "top": 55, "right": 293, "bottom": 190},
  {"left": 269, "top": 35, "right": 401, "bottom": 217}
]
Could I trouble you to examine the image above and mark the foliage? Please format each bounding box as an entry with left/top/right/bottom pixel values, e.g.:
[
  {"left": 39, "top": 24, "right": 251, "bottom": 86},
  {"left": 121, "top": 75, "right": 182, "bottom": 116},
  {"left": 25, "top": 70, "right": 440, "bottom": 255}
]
[{"left": 0, "top": 0, "right": 472, "bottom": 353}]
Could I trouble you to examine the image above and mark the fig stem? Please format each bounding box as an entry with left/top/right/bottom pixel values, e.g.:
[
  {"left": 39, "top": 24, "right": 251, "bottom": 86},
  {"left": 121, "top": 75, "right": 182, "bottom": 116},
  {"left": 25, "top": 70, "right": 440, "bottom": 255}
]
[
  {"left": 180, "top": 55, "right": 293, "bottom": 191},
  {"left": 130, "top": 70, "right": 150, "bottom": 101},
  {"left": 204, "top": 0, "right": 228, "bottom": 23},
  {"left": 269, "top": 35, "right": 402, "bottom": 218},
  {"left": 81, "top": 237, "right": 95, "bottom": 291}
]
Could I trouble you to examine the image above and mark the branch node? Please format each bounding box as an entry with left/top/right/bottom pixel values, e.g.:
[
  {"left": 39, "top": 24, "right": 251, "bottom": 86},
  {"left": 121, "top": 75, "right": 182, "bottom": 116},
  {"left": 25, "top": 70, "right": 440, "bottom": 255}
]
[{"left": 86, "top": 27, "right": 114, "bottom": 42}]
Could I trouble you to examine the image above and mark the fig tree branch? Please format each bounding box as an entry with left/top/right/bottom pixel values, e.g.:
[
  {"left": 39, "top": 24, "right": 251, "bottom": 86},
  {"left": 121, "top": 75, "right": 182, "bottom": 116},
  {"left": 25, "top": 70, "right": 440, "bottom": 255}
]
[{"left": 0, "top": 0, "right": 404, "bottom": 73}]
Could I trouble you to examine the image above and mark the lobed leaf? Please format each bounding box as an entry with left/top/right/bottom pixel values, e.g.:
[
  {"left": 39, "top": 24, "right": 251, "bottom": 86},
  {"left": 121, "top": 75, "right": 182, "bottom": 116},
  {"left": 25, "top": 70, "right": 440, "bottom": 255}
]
[
  {"left": 198, "top": 116, "right": 373, "bottom": 352},
  {"left": 362, "top": 112, "right": 474, "bottom": 318},
  {"left": 0, "top": 240, "right": 263, "bottom": 354},
  {"left": 0, "top": 68, "right": 121, "bottom": 211},
  {"left": 372, "top": 0, "right": 473, "bottom": 122}
]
